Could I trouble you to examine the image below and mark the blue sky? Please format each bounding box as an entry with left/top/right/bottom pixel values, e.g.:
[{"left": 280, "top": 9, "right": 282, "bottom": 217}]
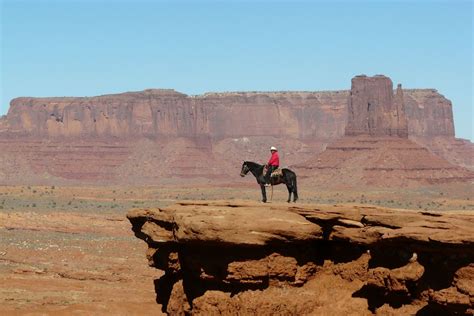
[{"left": 1, "top": 0, "right": 472, "bottom": 140}]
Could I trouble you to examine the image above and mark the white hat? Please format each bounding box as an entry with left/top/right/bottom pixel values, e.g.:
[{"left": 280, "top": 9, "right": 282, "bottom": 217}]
[{"left": 270, "top": 146, "right": 277, "bottom": 151}]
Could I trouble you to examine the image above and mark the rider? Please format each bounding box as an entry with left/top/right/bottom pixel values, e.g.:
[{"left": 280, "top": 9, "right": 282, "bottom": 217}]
[{"left": 264, "top": 146, "right": 279, "bottom": 186}]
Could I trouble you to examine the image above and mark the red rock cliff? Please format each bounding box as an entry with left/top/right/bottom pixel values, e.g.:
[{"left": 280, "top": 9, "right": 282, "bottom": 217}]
[
  {"left": 127, "top": 201, "right": 474, "bottom": 315},
  {"left": 1, "top": 76, "right": 469, "bottom": 184},
  {"left": 0, "top": 86, "right": 455, "bottom": 140},
  {"left": 2, "top": 90, "right": 347, "bottom": 140},
  {"left": 345, "top": 75, "right": 408, "bottom": 137}
]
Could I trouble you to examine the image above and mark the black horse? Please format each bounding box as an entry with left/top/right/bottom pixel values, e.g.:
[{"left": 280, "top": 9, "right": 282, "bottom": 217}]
[{"left": 240, "top": 161, "right": 298, "bottom": 203}]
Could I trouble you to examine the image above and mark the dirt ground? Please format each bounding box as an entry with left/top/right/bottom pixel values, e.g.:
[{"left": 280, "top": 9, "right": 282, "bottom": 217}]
[{"left": 0, "top": 183, "right": 472, "bottom": 315}]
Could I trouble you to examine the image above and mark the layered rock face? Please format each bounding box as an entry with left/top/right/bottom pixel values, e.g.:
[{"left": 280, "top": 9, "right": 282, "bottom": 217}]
[
  {"left": 345, "top": 75, "right": 408, "bottom": 137},
  {"left": 295, "top": 136, "right": 474, "bottom": 187},
  {"left": 295, "top": 75, "right": 474, "bottom": 186},
  {"left": 0, "top": 75, "right": 471, "bottom": 184},
  {"left": 0, "top": 88, "right": 455, "bottom": 139},
  {"left": 2, "top": 90, "right": 347, "bottom": 139},
  {"left": 127, "top": 201, "right": 474, "bottom": 315}
]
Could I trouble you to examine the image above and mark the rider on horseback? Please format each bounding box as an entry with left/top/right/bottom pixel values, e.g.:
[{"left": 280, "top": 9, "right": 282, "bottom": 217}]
[{"left": 264, "top": 146, "right": 279, "bottom": 187}]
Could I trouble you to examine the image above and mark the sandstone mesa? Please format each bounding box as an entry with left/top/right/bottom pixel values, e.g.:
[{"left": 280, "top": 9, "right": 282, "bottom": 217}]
[{"left": 0, "top": 74, "right": 472, "bottom": 185}]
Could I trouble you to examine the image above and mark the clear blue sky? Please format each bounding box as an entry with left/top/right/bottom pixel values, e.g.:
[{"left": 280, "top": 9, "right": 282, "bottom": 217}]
[{"left": 1, "top": 0, "right": 472, "bottom": 140}]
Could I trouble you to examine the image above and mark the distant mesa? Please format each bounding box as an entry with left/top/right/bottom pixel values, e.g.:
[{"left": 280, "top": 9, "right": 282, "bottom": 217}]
[
  {"left": 0, "top": 74, "right": 472, "bottom": 185},
  {"left": 295, "top": 75, "right": 473, "bottom": 187}
]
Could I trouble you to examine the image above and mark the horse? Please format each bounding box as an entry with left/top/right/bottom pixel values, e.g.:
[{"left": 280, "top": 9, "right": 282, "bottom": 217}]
[{"left": 240, "top": 161, "right": 298, "bottom": 203}]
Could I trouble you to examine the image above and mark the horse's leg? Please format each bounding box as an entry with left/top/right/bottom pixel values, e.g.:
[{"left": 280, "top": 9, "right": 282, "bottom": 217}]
[
  {"left": 292, "top": 175, "right": 298, "bottom": 203},
  {"left": 286, "top": 183, "right": 292, "bottom": 203},
  {"left": 260, "top": 184, "right": 267, "bottom": 203}
]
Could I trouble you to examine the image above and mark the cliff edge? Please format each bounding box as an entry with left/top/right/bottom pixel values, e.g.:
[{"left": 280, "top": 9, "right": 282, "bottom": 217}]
[{"left": 127, "top": 200, "right": 474, "bottom": 315}]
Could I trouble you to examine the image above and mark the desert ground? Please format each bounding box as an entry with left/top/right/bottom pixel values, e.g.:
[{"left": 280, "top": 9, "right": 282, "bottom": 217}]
[{"left": 0, "top": 182, "right": 472, "bottom": 315}]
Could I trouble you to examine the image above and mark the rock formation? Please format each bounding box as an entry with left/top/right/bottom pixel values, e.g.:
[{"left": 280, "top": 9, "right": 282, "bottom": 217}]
[
  {"left": 1, "top": 90, "right": 348, "bottom": 139},
  {"left": 345, "top": 75, "right": 408, "bottom": 137},
  {"left": 296, "top": 136, "right": 474, "bottom": 187},
  {"left": 127, "top": 200, "right": 474, "bottom": 315},
  {"left": 0, "top": 88, "right": 456, "bottom": 139},
  {"left": 295, "top": 75, "right": 474, "bottom": 186},
  {"left": 0, "top": 75, "right": 472, "bottom": 184}
]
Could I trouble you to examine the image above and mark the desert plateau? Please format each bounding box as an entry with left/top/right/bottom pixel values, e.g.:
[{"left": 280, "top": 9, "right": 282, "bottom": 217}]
[{"left": 0, "top": 72, "right": 473, "bottom": 315}]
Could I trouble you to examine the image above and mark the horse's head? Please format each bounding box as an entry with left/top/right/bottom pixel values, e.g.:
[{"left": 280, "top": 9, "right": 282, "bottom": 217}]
[{"left": 240, "top": 161, "right": 250, "bottom": 177}]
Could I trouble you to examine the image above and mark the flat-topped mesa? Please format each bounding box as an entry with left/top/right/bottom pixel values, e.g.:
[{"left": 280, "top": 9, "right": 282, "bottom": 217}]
[
  {"left": 345, "top": 75, "right": 408, "bottom": 138},
  {"left": 2, "top": 89, "right": 348, "bottom": 139},
  {"left": 0, "top": 83, "right": 456, "bottom": 140}
]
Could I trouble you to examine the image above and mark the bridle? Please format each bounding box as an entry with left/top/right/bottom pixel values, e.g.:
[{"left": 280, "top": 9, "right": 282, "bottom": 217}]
[{"left": 240, "top": 163, "right": 250, "bottom": 177}]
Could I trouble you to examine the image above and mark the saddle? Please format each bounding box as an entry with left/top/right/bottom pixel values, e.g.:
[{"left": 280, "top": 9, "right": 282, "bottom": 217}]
[
  {"left": 271, "top": 168, "right": 283, "bottom": 178},
  {"left": 263, "top": 166, "right": 283, "bottom": 178}
]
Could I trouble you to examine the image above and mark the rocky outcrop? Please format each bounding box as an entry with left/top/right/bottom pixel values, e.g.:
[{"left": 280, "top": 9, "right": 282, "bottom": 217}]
[
  {"left": 345, "top": 75, "right": 408, "bottom": 137},
  {"left": 127, "top": 201, "right": 474, "bottom": 315}
]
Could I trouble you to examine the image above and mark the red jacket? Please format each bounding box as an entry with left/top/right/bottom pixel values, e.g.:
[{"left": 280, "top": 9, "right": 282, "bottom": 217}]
[{"left": 268, "top": 151, "right": 279, "bottom": 166}]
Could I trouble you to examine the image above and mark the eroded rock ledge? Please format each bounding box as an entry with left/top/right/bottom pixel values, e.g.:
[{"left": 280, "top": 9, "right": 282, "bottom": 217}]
[{"left": 127, "top": 201, "right": 474, "bottom": 315}]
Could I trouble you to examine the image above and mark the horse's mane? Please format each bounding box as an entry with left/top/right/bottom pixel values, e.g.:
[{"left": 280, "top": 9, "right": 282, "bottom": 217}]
[{"left": 245, "top": 161, "right": 263, "bottom": 169}]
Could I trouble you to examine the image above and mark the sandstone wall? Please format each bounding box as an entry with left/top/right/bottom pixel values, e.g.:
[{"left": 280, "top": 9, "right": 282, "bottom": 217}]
[
  {"left": 2, "top": 90, "right": 347, "bottom": 140},
  {"left": 345, "top": 75, "right": 408, "bottom": 137},
  {"left": 1, "top": 79, "right": 466, "bottom": 184},
  {"left": 404, "top": 89, "right": 455, "bottom": 138},
  {"left": 0, "top": 115, "right": 7, "bottom": 132},
  {"left": 1, "top": 87, "right": 455, "bottom": 140}
]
